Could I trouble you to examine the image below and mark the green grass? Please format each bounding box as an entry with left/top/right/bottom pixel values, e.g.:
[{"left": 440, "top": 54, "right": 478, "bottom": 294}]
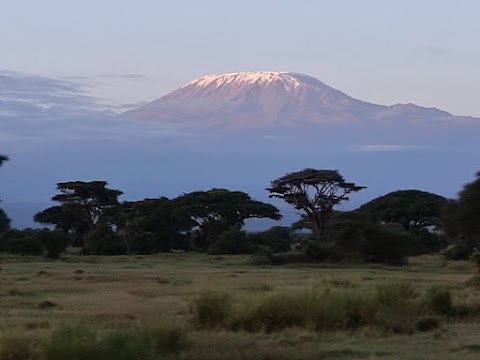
[{"left": 0, "top": 253, "right": 479, "bottom": 359}]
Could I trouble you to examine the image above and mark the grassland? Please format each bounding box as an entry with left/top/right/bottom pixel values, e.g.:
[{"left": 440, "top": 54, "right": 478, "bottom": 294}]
[{"left": 1, "top": 253, "right": 480, "bottom": 359}]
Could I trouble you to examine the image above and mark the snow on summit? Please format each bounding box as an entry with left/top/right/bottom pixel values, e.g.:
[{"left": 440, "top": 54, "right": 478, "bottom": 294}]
[{"left": 182, "top": 71, "right": 302, "bottom": 89}]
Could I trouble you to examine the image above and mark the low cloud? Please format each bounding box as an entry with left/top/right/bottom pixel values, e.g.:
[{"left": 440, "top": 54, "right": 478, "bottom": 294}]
[
  {"left": 426, "top": 45, "right": 448, "bottom": 55},
  {"left": 98, "top": 73, "right": 146, "bottom": 81},
  {"left": 356, "top": 144, "right": 426, "bottom": 152}
]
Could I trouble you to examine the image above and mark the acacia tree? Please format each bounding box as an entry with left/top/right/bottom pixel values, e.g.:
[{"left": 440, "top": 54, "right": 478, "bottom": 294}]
[
  {"left": 0, "top": 155, "right": 7, "bottom": 167},
  {"left": 357, "top": 190, "right": 447, "bottom": 230},
  {"left": 267, "top": 169, "right": 365, "bottom": 237},
  {"left": 114, "top": 197, "right": 192, "bottom": 253},
  {"left": 173, "top": 188, "right": 281, "bottom": 251},
  {"left": 442, "top": 172, "right": 480, "bottom": 254},
  {"left": 0, "top": 209, "right": 10, "bottom": 232},
  {"left": 0, "top": 155, "right": 10, "bottom": 232},
  {"left": 34, "top": 181, "right": 123, "bottom": 232}
]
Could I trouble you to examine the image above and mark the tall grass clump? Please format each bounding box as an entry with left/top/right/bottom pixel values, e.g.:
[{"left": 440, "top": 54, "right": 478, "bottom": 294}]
[
  {"left": 230, "top": 291, "right": 305, "bottom": 332},
  {"left": 45, "top": 325, "right": 188, "bottom": 360},
  {"left": 192, "top": 281, "right": 442, "bottom": 334},
  {"left": 373, "top": 282, "right": 422, "bottom": 333},
  {"left": 230, "top": 287, "right": 376, "bottom": 332},
  {"left": 0, "top": 334, "right": 36, "bottom": 360},
  {"left": 189, "top": 290, "right": 233, "bottom": 328},
  {"left": 375, "top": 282, "right": 417, "bottom": 307}
]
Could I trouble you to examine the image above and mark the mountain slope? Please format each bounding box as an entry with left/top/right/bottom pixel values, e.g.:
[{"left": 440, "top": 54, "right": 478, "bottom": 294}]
[{"left": 121, "top": 71, "right": 476, "bottom": 131}]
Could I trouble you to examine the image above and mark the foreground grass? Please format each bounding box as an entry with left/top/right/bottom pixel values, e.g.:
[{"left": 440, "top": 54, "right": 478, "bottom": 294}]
[{"left": 0, "top": 253, "right": 480, "bottom": 359}]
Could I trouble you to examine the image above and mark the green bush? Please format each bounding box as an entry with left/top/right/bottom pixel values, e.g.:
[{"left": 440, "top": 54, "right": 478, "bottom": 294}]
[{"left": 189, "top": 290, "right": 233, "bottom": 328}]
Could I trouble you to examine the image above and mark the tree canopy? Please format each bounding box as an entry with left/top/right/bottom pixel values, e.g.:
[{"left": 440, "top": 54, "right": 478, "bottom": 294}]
[
  {"left": 357, "top": 190, "right": 447, "bottom": 230},
  {"left": 0, "top": 208, "right": 10, "bottom": 233},
  {"left": 442, "top": 172, "right": 480, "bottom": 254},
  {"left": 174, "top": 188, "right": 281, "bottom": 250},
  {"left": 0, "top": 155, "right": 8, "bottom": 167},
  {"left": 0, "top": 154, "right": 10, "bottom": 232},
  {"left": 267, "top": 169, "right": 365, "bottom": 237},
  {"left": 34, "top": 181, "right": 123, "bottom": 233},
  {"left": 115, "top": 197, "right": 191, "bottom": 253}
]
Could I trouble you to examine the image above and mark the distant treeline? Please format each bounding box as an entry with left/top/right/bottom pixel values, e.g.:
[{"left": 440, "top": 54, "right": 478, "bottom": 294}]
[{"left": 1, "top": 155, "right": 479, "bottom": 263}]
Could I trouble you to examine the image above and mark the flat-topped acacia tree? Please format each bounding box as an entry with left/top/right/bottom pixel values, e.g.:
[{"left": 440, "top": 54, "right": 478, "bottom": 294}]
[
  {"left": 34, "top": 181, "right": 123, "bottom": 232},
  {"left": 267, "top": 168, "right": 365, "bottom": 237},
  {"left": 0, "top": 155, "right": 10, "bottom": 232},
  {"left": 0, "top": 155, "right": 7, "bottom": 167}
]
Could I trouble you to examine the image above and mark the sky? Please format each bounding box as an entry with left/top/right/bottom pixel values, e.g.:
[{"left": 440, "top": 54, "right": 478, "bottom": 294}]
[{"left": 1, "top": 0, "right": 480, "bottom": 116}]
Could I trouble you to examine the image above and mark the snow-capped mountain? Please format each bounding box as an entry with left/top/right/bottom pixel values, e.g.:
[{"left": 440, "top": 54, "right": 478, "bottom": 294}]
[
  {"left": 2, "top": 70, "right": 480, "bottom": 229},
  {"left": 121, "top": 71, "right": 476, "bottom": 130}
]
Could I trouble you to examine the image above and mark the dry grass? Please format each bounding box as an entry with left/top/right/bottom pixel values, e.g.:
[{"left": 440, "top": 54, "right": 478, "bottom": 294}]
[{"left": 0, "top": 254, "right": 479, "bottom": 359}]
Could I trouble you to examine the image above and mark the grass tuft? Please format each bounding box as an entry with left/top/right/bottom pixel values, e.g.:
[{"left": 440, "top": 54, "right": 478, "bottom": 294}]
[
  {"left": 45, "top": 325, "right": 188, "bottom": 360},
  {"left": 189, "top": 290, "right": 233, "bottom": 329},
  {"left": 0, "top": 335, "right": 36, "bottom": 360}
]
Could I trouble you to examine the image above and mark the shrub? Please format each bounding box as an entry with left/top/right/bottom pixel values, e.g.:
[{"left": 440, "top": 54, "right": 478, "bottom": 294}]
[
  {"left": 129, "top": 232, "right": 157, "bottom": 255},
  {"left": 442, "top": 241, "right": 471, "bottom": 260},
  {"left": 83, "top": 226, "right": 126, "bottom": 255},
  {"left": 427, "top": 286, "right": 452, "bottom": 315},
  {"left": 208, "top": 227, "right": 251, "bottom": 255},
  {"left": 36, "top": 229, "right": 68, "bottom": 259},
  {"left": 304, "top": 241, "right": 335, "bottom": 261},
  {"left": 189, "top": 290, "right": 233, "bottom": 328},
  {"left": 416, "top": 316, "right": 441, "bottom": 332},
  {"left": 364, "top": 226, "right": 410, "bottom": 265},
  {"left": 249, "top": 226, "right": 292, "bottom": 253},
  {"left": 0, "top": 229, "right": 43, "bottom": 255}
]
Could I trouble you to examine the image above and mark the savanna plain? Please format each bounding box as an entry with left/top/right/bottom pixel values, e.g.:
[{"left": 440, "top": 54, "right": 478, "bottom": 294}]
[{"left": 1, "top": 253, "right": 480, "bottom": 360}]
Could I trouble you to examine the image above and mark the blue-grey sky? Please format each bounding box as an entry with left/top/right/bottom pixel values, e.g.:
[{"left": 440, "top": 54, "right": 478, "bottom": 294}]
[{"left": 2, "top": 0, "right": 480, "bottom": 115}]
